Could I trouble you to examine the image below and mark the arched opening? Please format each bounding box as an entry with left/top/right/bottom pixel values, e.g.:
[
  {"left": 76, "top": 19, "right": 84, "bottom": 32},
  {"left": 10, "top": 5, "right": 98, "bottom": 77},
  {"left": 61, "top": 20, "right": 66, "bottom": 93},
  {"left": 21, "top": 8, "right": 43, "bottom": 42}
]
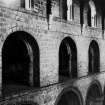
[
  {"left": 59, "top": 37, "right": 77, "bottom": 82},
  {"left": 88, "top": 40, "right": 100, "bottom": 74},
  {"left": 86, "top": 82, "right": 103, "bottom": 105},
  {"left": 87, "top": 0, "right": 97, "bottom": 27},
  {"left": 87, "top": 6, "right": 91, "bottom": 27},
  {"left": 56, "top": 89, "right": 82, "bottom": 105},
  {"left": 60, "top": 0, "right": 67, "bottom": 20},
  {"left": 2, "top": 31, "right": 40, "bottom": 96}
]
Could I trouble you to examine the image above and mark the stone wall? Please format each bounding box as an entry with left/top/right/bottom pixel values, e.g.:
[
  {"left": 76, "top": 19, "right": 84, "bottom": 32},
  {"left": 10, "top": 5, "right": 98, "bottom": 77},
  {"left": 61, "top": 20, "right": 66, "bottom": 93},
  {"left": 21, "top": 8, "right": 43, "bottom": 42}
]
[{"left": 0, "top": 1, "right": 105, "bottom": 105}]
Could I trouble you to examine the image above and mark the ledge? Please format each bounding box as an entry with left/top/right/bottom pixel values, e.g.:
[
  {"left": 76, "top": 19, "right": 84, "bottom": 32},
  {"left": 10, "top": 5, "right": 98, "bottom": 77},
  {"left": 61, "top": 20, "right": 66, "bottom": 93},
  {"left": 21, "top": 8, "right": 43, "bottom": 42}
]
[
  {"left": 52, "top": 17, "right": 103, "bottom": 39},
  {"left": 82, "top": 25, "right": 103, "bottom": 39}
]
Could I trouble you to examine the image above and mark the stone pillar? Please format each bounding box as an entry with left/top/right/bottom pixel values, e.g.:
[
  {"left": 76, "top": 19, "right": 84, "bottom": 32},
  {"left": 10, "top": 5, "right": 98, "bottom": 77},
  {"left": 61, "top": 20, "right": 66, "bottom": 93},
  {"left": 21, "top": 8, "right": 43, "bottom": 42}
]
[{"left": 76, "top": 38, "right": 89, "bottom": 77}]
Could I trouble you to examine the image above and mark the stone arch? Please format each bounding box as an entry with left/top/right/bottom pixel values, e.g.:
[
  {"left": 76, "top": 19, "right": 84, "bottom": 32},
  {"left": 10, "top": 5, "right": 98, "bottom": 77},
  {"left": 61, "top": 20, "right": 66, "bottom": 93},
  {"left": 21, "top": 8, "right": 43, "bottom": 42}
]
[
  {"left": 59, "top": 36, "right": 77, "bottom": 82},
  {"left": 88, "top": 40, "right": 100, "bottom": 74},
  {"left": 2, "top": 31, "right": 40, "bottom": 96},
  {"left": 87, "top": 0, "right": 96, "bottom": 27},
  {"left": 86, "top": 80, "right": 103, "bottom": 105},
  {"left": 55, "top": 87, "right": 83, "bottom": 105}
]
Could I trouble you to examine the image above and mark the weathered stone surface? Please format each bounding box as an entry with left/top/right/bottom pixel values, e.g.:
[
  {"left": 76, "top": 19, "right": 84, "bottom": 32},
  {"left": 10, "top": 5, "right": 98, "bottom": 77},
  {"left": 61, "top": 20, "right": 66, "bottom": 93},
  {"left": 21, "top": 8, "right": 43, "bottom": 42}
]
[{"left": 0, "top": 1, "right": 104, "bottom": 105}]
